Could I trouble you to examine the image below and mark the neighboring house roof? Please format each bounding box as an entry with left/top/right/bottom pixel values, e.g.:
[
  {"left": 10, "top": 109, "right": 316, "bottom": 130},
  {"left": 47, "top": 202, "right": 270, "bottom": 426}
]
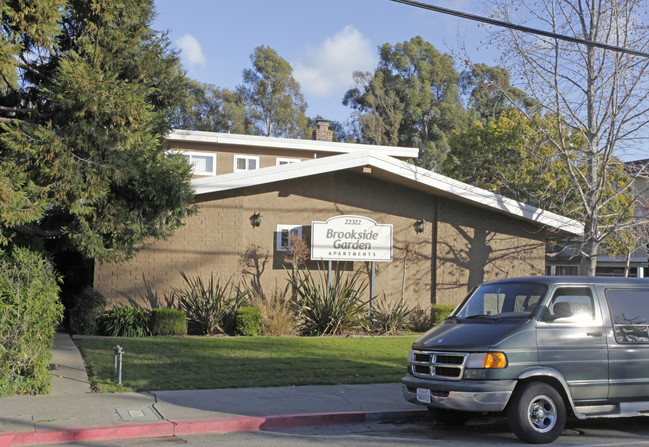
[
  {"left": 192, "top": 149, "right": 584, "bottom": 237},
  {"left": 168, "top": 129, "right": 420, "bottom": 160}
]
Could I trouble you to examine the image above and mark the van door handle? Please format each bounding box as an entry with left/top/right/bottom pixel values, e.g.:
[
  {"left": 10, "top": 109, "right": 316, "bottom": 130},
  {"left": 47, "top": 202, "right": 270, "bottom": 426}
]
[{"left": 587, "top": 332, "right": 602, "bottom": 337}]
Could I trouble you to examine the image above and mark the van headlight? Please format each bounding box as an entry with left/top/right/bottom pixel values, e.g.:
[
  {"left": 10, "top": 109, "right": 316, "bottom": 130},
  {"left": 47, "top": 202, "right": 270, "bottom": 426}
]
[{"left": 466, "top": 352, "right": 507, "bottom": 369}]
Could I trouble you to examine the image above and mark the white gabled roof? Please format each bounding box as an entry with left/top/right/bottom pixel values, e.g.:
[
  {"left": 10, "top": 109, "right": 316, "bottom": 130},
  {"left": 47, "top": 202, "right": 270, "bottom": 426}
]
[
  {"left": 168, "top": 129, "right": 420, "bottom": 159},
  {"left": 191, "top": 150, "right": 583, "bottom": 236}
]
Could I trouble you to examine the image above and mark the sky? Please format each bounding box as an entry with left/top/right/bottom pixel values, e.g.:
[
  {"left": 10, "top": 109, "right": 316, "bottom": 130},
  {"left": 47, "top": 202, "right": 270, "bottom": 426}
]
[{"left": 152, "top": 0, "right": 500, "bottom": 125}]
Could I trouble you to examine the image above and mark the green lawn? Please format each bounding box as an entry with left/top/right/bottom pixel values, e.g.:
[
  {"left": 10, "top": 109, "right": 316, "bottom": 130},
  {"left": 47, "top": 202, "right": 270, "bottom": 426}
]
[{"left": 74, "top": 336, "right": 417, "bottom": 393}]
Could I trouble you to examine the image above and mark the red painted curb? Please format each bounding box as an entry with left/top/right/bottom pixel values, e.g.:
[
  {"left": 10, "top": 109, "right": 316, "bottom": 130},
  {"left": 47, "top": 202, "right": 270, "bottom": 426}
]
[
  {"left": 173, "top": 411, "right": 366, "bottom": 436},
  {"left": 33, "top": 421, "right": 174, "bottom": 445},
  {"left": 0, "top": 421, "right": 174, "bottom": 447},
  {"left": 173, "top": 416, "right": 267, "bottom": 436},
  {"left": 261, "top": 412, "right": 366, "bottom": 430},
  {"left": 0, "top": 411, "right": 369, "bottom": 447},
  {"left": 0, "top": 432, "right": 32, "bottom": 447}
]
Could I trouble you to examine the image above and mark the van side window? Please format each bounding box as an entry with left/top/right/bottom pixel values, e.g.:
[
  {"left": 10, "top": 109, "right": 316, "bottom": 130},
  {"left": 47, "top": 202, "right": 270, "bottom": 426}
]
[
  {"left": 606, "top": 288, "right": 649, "bottom": 344},
  {"left": 543, "top": 287, "right": 595, "bottom": 322}
]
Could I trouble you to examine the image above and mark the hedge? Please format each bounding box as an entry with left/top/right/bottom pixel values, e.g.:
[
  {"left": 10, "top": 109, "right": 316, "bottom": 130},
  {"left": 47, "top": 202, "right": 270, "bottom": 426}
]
[
  {"left": 150, "top": 308, "right": 187, "bottom": 336},
  {"left": 0, "top": 248, "right": 63, "bottom": 396}
]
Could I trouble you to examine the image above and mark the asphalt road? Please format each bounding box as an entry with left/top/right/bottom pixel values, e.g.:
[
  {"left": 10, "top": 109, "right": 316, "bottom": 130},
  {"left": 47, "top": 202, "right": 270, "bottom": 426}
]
[{"left": 54, "top": 415, "right": 649, "bottom": 447}]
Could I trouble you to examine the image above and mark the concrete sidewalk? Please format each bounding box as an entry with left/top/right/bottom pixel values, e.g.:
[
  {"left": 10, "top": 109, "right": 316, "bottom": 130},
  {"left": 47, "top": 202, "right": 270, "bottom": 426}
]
[
  {"left": 49, "top": 332, "right": 91, "bottom": 395},
  {"left": 0, "top": 333, "right": 425, "bottom": 446}
]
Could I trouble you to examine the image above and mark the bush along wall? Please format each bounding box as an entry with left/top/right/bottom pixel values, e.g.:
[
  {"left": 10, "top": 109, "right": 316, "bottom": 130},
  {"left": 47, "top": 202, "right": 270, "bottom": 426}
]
[
  {"left": 431, "top": 304, "right": 456, "bottom": 326},
  {"left": 235, "top": 306, "right": 262, "bottom": 336},
  {"left": 150, "top": 308, "right": 187, "bottom": 336},
  {"left": 0, "top": 247, "right": 64, "bottom": 396},
  {"left": 99, "top": 305, "right": 150, "bottom": 337},
  {"left": 69, "top": 287, "right": 106, "bottom": 335}
]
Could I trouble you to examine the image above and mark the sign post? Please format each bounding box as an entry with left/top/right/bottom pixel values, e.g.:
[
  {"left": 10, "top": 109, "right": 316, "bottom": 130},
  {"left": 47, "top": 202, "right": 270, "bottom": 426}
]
[{"left": 370, "top": 261, "right": 375, "bottom": 313}]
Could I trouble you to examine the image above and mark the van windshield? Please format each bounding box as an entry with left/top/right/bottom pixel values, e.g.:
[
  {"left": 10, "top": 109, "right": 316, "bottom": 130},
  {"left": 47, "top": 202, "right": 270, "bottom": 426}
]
[{"left": 452, "top": 282, "right": 548, "bottom": 320}]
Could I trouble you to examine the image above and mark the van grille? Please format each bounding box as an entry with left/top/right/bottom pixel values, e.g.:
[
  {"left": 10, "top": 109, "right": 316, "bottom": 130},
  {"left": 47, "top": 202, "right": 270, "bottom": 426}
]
[{"left": 410, "top": 351, "right": 468, "bottom": 381}]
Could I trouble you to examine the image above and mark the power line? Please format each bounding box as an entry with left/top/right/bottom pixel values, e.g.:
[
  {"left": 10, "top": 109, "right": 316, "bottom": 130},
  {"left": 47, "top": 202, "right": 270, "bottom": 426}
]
[{"left": 389, "top": 0, "right": 649, "bottom": 58}]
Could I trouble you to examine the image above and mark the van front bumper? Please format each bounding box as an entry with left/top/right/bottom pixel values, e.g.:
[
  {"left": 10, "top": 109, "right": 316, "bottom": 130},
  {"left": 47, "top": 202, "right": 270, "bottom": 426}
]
[{"left": 402, "top": 374, "right": 515, "bottom": 412}]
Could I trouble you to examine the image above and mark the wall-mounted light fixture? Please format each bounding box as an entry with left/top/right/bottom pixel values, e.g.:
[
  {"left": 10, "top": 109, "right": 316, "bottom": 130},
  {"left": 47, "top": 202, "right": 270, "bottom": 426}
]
[
  {"left": 413, "top": 218, "right": 426, "bottom": 234},
  {"left": 249, "top": 211, "right": 263, "bottom": 228}
]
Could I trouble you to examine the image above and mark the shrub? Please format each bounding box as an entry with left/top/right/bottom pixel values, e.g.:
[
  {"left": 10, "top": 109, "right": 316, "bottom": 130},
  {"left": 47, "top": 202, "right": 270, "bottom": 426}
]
[
  {"left": 150, "top": 308, "right": 187, "bottom": 336},
  {"left": 431, "top": 304, "right": 456, "bottom": 326},
  {"left": 100, "top": 305, "right": 150, "bottom": 337},
  {"left": 289, "top": 267, "right": 369, "bottom": 336},
  {"left": 372, "top": 295, "right": 412, "bottom": 334},
  {"left": 173, "top": 271, "right": 248, "bottom": 335},
  {"left": 235, "top": 306, "right": 262, "bottom": 336},
  {"left": 0, "top": 247, "right": 63, "bottom": 396},
  {"left": 69, "top": 287, "right": 106, "bottom": 335},
  {"left": 408, "top": 306, "right": 432, "bottom": 332},
  {"left": 254, "top": 285, "right": 295, "bottom": 336}
]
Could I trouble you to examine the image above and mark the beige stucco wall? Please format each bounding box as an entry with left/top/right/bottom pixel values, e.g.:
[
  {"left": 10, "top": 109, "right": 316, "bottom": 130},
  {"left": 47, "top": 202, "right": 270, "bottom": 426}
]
[
  {"left": 434, "top": 198, "right": 545, "bottom": 305},
  {"left": 169, "top": 141, "right": 328, "bottom": 175},
  {"left": 94, "top": 170, "right": 545, "bottom": 309}
]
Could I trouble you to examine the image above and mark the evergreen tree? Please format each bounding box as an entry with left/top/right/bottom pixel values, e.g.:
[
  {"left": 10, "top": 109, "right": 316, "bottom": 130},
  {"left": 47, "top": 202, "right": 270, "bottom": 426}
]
[{"left": 0, "top": 0, "right": 195, "bottom": 261}]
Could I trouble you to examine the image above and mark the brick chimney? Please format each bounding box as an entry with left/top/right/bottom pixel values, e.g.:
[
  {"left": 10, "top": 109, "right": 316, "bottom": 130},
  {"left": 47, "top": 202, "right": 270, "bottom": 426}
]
[{"left": 314, "top": 119, "right": 333, "bottom": 142}]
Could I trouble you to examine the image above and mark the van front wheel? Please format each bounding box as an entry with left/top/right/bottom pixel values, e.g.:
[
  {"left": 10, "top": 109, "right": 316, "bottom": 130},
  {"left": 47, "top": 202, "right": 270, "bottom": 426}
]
[{"left": 508, "top": 382, "right": 565, "bottom": 444}]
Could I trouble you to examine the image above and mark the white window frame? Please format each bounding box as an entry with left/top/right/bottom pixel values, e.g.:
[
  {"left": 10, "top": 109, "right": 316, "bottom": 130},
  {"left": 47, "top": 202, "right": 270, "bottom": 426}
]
[
  {"left": 234, "top": 155, "right": 259, "bottom": 172},
  {"left": 276, "top": 225, "right": 302, "bottom": 252},
  {"left": 167, "top": 150, "right": 216, "bottom": 176},
  {"left": 276, "top": 158, "right": 300, "bottom": 166}
]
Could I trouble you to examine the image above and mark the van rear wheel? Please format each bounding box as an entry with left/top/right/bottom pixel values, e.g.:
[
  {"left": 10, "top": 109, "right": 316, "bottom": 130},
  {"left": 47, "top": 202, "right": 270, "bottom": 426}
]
[{"left": 508, "top": 382, "right": 565, "bottom": 444}]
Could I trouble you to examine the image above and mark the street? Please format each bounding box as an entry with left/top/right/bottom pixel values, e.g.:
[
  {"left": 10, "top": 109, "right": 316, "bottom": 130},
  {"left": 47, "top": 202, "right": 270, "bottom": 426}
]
[{"left": 56, "top": 415, "right": 649, "bottom": 447}]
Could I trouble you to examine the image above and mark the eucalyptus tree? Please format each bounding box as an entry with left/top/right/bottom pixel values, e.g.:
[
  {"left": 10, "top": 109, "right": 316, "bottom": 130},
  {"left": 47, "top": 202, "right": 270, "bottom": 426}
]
[
  {"left": 172, "top": 80, "right": 248, "bottom": 134},
  {"left": 239, "top": 45, "right": 309, "bottom": 138},
  {"left": 344, "top": 36, "right": 468, "bottom": 170},
  {"left": 488, "top": 0, "right": 649, "bottom": 275},
  {"left": 460, "top": 63, "right": 540, "bottom": 122},
  {"left": 344, "top": 70, "right": 403, "bottom": 146}
]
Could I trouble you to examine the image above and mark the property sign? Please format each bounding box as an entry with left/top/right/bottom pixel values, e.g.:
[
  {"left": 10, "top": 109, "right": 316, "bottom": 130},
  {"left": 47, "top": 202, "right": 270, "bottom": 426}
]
[{"left": 311, "top": 215, "right": 393, "bottom": 262}]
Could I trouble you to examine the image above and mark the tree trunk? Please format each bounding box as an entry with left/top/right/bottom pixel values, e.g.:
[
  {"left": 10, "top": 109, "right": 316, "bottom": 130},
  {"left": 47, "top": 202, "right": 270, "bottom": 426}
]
[
  {"left": 579, "top": 238, "right": 598, "bottom": 276},
  {"left": 624, "top": 252, "right": 632, "bottom": 278}
]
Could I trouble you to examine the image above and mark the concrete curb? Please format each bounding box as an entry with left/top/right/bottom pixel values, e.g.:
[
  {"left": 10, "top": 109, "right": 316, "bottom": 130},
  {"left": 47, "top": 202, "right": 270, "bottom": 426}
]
[{"left": 0, "top": 409, "right": 428, "bottom": 447}]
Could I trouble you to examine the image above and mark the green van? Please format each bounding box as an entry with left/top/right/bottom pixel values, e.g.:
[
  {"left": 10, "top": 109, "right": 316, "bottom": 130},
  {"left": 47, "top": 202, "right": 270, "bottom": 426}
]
[{"left": 402, "top": 276, "right": 649, "bottom": 443}]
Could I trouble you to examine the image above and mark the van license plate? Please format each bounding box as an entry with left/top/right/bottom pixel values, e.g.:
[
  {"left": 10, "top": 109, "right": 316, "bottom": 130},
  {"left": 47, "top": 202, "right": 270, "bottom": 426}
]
[{"left": 417, "top": 388, "right": 431, "bottom": 403}]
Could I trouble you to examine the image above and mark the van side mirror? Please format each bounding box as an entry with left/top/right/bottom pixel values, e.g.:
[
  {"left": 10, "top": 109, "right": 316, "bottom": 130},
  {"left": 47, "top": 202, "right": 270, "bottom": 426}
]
[{"left": 553, "top": 302, "right": 573, "bottom": 318}]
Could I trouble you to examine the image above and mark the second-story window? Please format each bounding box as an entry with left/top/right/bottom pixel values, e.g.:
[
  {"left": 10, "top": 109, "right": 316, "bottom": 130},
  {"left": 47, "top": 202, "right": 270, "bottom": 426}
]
[
  {"left": 234, "top": 155, "right": 259, "bottom": 172},
  {"left": 168, "top": 151, "right": 216, "bottom": 176}
]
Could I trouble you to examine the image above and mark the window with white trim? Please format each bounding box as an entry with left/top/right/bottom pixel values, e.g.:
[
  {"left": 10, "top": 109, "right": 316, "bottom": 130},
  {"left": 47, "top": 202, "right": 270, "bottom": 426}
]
[
  {"left": 168, "top": 151, "right": 216, "bottom": 176},
  {"left": 276, "top": 225, "right": 302, "bottom": 252},
  {"left": 276, "top": 158, "right": 300, "bottom": 166},
  {"left": 234, "top": 155, "right": 259, "bottom": 172}
]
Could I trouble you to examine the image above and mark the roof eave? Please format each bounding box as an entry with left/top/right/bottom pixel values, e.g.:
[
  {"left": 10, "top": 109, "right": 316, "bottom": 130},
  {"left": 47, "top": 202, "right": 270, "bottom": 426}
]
[
  {"left": 167, "top": 129, "right": 419, "bottom": 159},
  {"left": 191, "top": 151, "right": 583, "bottom": 237}
]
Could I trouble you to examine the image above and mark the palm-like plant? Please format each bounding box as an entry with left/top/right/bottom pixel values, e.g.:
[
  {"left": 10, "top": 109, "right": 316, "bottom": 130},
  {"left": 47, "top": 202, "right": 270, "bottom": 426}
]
[
  {"left": 174, "top": 271, "right": 248, "bottom": 335},
  {"left": 289, "top": 266, "right": 370, "bottom": 336},
  {"left": 372, "top": 295, "right": 413, "bottom": 335}
]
